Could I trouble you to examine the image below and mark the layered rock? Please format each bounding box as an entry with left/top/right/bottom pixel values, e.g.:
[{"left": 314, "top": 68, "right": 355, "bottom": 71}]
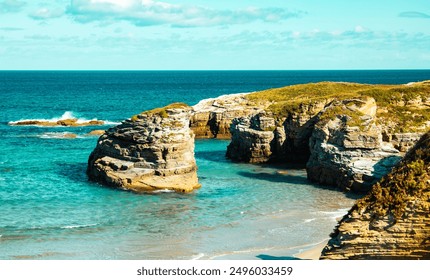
[
  {"left": 225, "top": 81, "right": 430, "bottom": 192},
  {"left": 227, "top": 97, "right": 405, "bottom": 191},
  {"left": 321, "top": 131, "right": 430, "bottom": 259},
  {"left": 226, "top": 112, "right": 275, "bottom": 163},
  {"left": 306, "top": 97, "right": 402, "bottom": 192},
  {"left": 87, "top": 103, "right": 200, "bottom": 193},
  {"left": 190, "top": 93, "right": 264, "bottom": 139}
]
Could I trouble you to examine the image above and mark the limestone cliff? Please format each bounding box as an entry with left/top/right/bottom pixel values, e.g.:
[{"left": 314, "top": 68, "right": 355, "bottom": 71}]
[
  {"left": 190, "top": 93, "right": 264, "bottom": 139},
  {"left": 306, "top": 97, "right": 402, "bottom": 192},
  {"left": 87, "top": 103, "right": 200, "bottom": 193},
  {"left": 225, "top": 81, "right": 430, "bottom": 192},
  {"left": 320, "top": 131, "right": 430, "bottom": 259},
  {"left": 226, "top": 112, "right": 276, "bottom": 163}
]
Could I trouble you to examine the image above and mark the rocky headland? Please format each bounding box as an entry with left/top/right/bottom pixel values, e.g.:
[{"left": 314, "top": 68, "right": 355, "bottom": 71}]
[
  {"left": 190, "top": 93, "right": 265, "bottom": 139},
  {"left": 87, "top": 80, "right": 430, "bottom": 194},
  {"left": 223, "top": 81, "right": 430, "bottom": 192},
  {"left": 320, "top": 130, "right": 430, "bottom": 259},
  {"left": 87, "top": 103, "right": 200, "bottom": 193}
]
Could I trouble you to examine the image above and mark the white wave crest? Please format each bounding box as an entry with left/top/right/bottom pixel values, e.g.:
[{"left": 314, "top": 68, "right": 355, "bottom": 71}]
[
  {"left": 8, "top": 111, "right": 120, "bottom": 126},
  {"left": 190, "top": 253, "right": 205, "bottom": 260},
  {"left": 61, "top": 223, "right": 97, "bottom": 229},
  {"left": 152, "top": 189, "right": 176, "bottom": 194},
  {"left": 39, "top": 132, "right": 80, "bottom": 139},
  {"left": 318, "top": 208, "right": 350, "bottom": 221}
]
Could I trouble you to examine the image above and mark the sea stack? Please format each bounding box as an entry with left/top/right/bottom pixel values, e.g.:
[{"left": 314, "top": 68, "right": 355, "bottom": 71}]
[
  {"left": 87, "top": 103, "right": 200, "bottom": 193},
  {"left": 320, "top": 131, "right": 430, "bottom": 259}
]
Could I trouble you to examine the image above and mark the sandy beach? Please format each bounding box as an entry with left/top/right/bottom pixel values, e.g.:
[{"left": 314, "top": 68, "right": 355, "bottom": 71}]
[{"left": 294, "top": 240, "right": 327, "bottom": 260}]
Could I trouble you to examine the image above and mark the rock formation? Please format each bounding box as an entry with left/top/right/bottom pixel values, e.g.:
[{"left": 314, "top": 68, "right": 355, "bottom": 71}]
[
  {"left": 226, "top": 112, "right": 276, "bottom": 163},
  {"left": 87, "top": 103, "right": 200, "bottom": 193},
  {"left": 306, "top": 97, "right": 402, "bottom": 192},
  {"left": 190, "top": 93, "right": 264, "bottom": 139},
  {"left": 10, "top": 119, "right": 104, "bottom": 127},
  {"left": 320, "top": 131, "right": 430, "bottom": 259},
  {"left": 225, "top": 81, "right": 430, "bottom": 192}
]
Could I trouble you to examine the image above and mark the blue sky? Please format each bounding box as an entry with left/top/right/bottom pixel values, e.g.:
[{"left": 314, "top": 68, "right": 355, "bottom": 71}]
[{"left": 0, "top": 0, "right": 429, "bottom": 70}]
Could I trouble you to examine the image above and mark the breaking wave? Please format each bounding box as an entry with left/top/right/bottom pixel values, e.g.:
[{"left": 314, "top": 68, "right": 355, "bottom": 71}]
[{"left": 8, "top": 111, "right": 120, "bottom": 126}]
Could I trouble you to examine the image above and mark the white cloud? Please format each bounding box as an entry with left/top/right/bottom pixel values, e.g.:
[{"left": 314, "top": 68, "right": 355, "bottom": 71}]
[
  {"left": 0, "top": 0, "right": 26, "bottom": 13},
  {"left": 355, "top": 25, "right": 365, "bottom": 33},
  {"left": 30, "top": 7, "right": 64, "bottom": 20},
  {"left": 67, "top": 0, "right": 304, "bottom": 27}
]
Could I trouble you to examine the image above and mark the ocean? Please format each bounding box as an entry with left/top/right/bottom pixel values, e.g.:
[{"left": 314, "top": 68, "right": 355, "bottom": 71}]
[{"left": 1, "top": 70, "right": 429, "bottom": 260}]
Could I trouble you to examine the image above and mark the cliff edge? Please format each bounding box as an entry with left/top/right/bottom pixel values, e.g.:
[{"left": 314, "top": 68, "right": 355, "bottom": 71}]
[
  {"left": 87, "top": 103, "right": 200, "bottom": 193},
  {"left": 225, "top": 81, "right": 430, "bottom": 191},
  {"left": 320, "top": 130, "right": 430, "bottom": 259}
]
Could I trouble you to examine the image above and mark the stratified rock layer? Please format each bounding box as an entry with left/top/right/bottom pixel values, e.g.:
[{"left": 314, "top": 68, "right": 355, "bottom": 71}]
[
  {"left": 320, "top": 131, "right": 430, "bottom": 259},
  {"left": 226, "top": 113, "right": 275, "bottom": 163},
  {"left": 87, "top": 104, "right": 200, "bottom": 193},
  {"left": 190, "top": 93, "right": 264, "bottom": 139},
  {"left": 225, "top": 81, "right": 430, "bottom": 192},
  {"left": 306, "top": 97, "right": 402, "bottom": 192}
]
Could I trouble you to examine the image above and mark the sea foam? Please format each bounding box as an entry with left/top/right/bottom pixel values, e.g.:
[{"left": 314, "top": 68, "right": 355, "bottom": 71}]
[{"left": 8, "top": 111, "right": 120, "bottom": 126}]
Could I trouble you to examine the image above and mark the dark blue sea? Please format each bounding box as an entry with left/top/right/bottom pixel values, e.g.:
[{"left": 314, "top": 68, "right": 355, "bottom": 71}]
[{"left": 1, "top": 70, "right": 429, "bottom": 259}]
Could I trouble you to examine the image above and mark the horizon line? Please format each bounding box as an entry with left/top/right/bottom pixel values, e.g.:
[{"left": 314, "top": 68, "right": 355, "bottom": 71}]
[{"left": 1, "top": 69, "right": 430, "bottom": 72}]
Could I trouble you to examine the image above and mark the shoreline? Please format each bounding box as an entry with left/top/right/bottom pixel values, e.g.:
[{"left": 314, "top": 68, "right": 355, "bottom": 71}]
[{"left": 294, "top": 240, "right": 327, "bottom": 260}]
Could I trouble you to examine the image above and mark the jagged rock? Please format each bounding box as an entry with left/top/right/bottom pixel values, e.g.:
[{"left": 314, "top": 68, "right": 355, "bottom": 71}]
[
  {"left": 10, "top": 119, "right": 104, "bottom": 127},
  {"left": 226, "top": 113, "right": 275, "bottom": 163},
  {"left": 390, "top": 133, "right": 423, "bottom": 152},
  {"left": 190, "top": 93, "right": 264, "bottom": 139},
  {"left": 87, "top": 103, "right": 200, "bottom": 193},
  {"left": 320, "top": 131, "right": 430, "bottom": 259},
  {"left": 226, "top": 95, "right": 412, "bottom": 192},
  {"left": 306, "top": 97, "right": 403, "bottom": 192},
  {"left": 281, "top": 100, "right": 330, "bottom": 163}
]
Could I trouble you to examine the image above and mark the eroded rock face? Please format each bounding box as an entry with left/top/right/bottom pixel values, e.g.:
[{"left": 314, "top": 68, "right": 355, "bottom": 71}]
[
  {"left": 226, "top": 113, "right": 275, "bottom": 163},
  {"left": 307, "top": 97, "right": 403, "bottom": 192},
  {"left": 190, "top": 93, "right": 264, "bottom": 139},
  {"left": 87, "top": 104, "right": 200, "bottom": 193},
  {"left": 226, "top": 97, "right": 409, "bottom": 192},
  {"left": 320, "top": 131, "right": 430, "bottom": 259}
]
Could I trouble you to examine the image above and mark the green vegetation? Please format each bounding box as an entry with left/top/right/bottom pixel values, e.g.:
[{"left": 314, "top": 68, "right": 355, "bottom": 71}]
[
  {"left": 247, "top": 82, "right": 370, "bottom": 119},
  {"left": 318, "top": 103, "right": 365, "bottom": 127},
  {"left": 246, "top": 81, "right": 430, "bottom": 132},
  {"left": 357, "top": 131, "right": 430, "bottom": 219},
  {"left": 131, "top": 103, "right": 189, "bottom": 121}
]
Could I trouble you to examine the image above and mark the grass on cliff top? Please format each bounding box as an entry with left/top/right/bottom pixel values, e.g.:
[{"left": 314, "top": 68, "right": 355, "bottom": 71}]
[
  {"left": 356, "top": 130, "right": 430, "bottom": 220},
  {"left": 246, "top": 81, "right": 430, "bottom": 131},
  {"left": 247, "top": 82, "right": 374, "bottom": 118},
  {"left": 131, "top": 103, "right": 189, "bottom": 121}
]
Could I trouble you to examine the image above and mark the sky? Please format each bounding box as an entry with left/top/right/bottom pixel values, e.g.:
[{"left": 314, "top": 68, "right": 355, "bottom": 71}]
[{"left": 0, "top": 0, "right": 429, "bottom": 70}]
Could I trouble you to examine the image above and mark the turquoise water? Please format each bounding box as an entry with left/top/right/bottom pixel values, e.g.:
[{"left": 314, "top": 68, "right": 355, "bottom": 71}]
[{"left": 1, "top": 70, "right": 429, "bottom": 259}]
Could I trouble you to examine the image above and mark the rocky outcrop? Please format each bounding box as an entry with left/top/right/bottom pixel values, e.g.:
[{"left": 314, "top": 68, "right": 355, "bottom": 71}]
[
  {"left": 226, "top": 112, "right": 276, "bottom": 163},
  {"left": 87, "top": 103, "right": 200, "bottom": 193},
  {"left": 225, "top": 81, "right": 430, "bottom": 192},
  {"left": 320, "top": 131, "right": 430, "bottom": 259},
  {"left": 87, "top": 130, "right": 106, "bottom": 136},
  {"left": 226, "top": 101, "right": 329, "bottom": 164},
  {"left": 10, "top": 119, "right": 104, "bottom": 127},
  {"left": 190, "top": 93, "right": 264, "bottom": 139},
  {"left": 226, "top": 97, "right": 406, "bottom": 191},
  {"left": 306, "top": 97, "right": 403, "bottom": 192}
]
